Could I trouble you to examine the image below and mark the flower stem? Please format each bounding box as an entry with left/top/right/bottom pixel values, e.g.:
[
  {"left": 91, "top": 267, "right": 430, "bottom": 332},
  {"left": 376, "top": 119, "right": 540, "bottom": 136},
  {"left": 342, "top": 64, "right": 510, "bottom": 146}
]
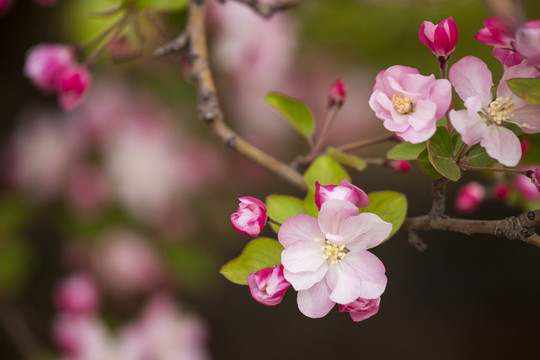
[
  {"left": 310, "top": 105, "right": 341, "bottom": 160},
  {"left": 460, "top": 164, "right": 531, "bottom": 175},
  {"left": 267, "top": 218, "right": 282, "bottom": 226},
  {"left": 335, "top": 134, "right": 399, "bottom": 153}
]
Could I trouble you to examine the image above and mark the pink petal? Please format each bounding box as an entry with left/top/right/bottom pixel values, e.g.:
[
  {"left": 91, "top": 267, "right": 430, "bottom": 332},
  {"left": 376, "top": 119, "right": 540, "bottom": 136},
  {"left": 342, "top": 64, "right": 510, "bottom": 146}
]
[
  {"left": 406, "top": 99, "right": 437, "bottom": 131},
  {"left": 430, "top": 78, "right": 452, "bottom": 119},
  {"left": 344, "top": 251, "right": 387, "bottom": 299},
  {"left": 480, "top": 126, "right": 521, "bottom": 167},
  {"left": 278, "top": 213, "right": 324, "bottom": 248},
  {"left": 326, "top": 262, "right": 363, "bottom": 304},
  {"left": 512, "top": 104, "right": 540, "bottom": 133},
  {"left": 296, "top": 280, "right": 335, "bottom": 318},
  {"left": 317, "top": 199, "right": 359, "bottom": 236},
  {"left": 340, "top": 213, "right": 393, "bottom": 251},
  {"left": 283, "top": 263, "right": 328, "bottom": 291},
  {"left": 449, "top": 56, "right": 493, "bottom": 107},
  {"left": 396, "top": 123, "right": 436, "bottom": 144},
  {"left": 449, "top": 109, "right": 487, "bottom": 146},
  {"left": 281, "top": 241, "right": 325, "bottom": 273},
  {"left": 497, "top": 62, "right": 540, "bottom": 99},
  {"left": 374, "top": 65, "right": 419, "bottom": 94}
]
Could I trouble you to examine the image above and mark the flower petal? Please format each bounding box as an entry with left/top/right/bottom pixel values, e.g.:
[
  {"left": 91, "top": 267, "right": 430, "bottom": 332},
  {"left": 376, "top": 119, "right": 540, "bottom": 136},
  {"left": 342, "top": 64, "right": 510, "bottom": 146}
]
[
  {"left": 345, "top": 251, "right": 387, "bottom": 299},
  {"left": 407, "top": 99, "right": 437, "bottom": 131},
  {"left": 326, "top": 262, "right": 363, "bottom": 304},
  {"left": 449, "top": 56, "right": 493, "bottom": 107},
  {"left": 278, "top": 213, "right": 324, "bottom": 248},
  {"left": 281, "top": 241, "right": 325, "bottom": 273},
  {"left": 283, "top": 262, "right": 328, "bottom": 291},
  {"left": 480, "top": 126, "right": 521, "bottom": 167},
  {"left": 318, "top": 199, "right": 359, "bottom": 236},
  {"left": 296, "top": 280, "right": 334, "bottom": 318},
  {"left": 340, "top": 213, "right": 393, "bottom": 250},
  {"left": 449, "top": 109, "right": 487, "bottom": 146}
]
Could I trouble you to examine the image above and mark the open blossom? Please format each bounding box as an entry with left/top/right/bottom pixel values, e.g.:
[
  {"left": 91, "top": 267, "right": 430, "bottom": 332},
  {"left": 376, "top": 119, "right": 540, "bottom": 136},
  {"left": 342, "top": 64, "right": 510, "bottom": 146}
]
[
  {"left": 448, "top": 56, "right": 540, "bottom": 166},
  {"left": 247, "top": 265, "right": 290, "bottom": 306},
  {"left": 315, "top": 179, "right": 369, "bottom": 210},
  {"left": 369, "top": 65, "right": 451, "bottom": 143},
  {"left": 339, "top": 297, "right": 380, "bottom": 322},
  {"left": 24, "top": 44, "right": 74, "bottom": 93},
  {"left": 278, "top": 199, "right": 391, "bottom": 319},
  {"left": 418, "top": 16, "right": 458, "bottom": 59},
  {"left": 231, "top": 196, "right": 267, "bottom": 236},
  {"left": 455, "top": 182, "right": 485, "bottom": 213},
  {"left": 514, "top": 20, "right": 540, "bottom": 66},
  {"left": 475, "top": 16, "right": 517, "bottom": 48}
]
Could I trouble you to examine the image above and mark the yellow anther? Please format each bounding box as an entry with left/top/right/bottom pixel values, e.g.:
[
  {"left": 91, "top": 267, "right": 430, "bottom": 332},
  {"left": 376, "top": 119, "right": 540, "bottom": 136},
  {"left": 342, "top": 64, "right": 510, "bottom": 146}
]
[
  {"left": 392, "top": 95, "right": 415, "bottom": 115},
  {"left": 485, "top": 97, "right": 517, "bottom": 125},
  {"left": 320, "top": 239, "right": 349, "bottom": 265}
]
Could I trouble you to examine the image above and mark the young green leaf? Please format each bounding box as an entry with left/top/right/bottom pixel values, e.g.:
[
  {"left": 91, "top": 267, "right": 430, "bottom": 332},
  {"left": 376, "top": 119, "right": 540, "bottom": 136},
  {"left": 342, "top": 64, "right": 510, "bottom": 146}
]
[
  {"left": 303, "top": 155, "right": 350, "bottom": 190},
  {"left": 418, "top": 149, "right": 442, "bottom": 179},
  {"left": 358, "top": 191, "right": 407, "bottom": 241},
  {"left": 464, "top": 144, "right": 497, "bottom": 167},
  {"left": 508, "top": 78, "right": 540, "bottom": 105},
  {"left": 220, "top": 238, "right": 284, "bottom": 285},
  {"left": 327, "top": 147, "right": 366, "bottom": 171},
  {"left": 266, "top": 195, "right": 304, "bottom": 233},
  {"left": 386, "top": 141, "right": 426, "bottom": 160},
  {"left": 135, "top": 0, "right": 188, "bottom": 10},
  {"left": 265, "top": 93, "right": 314, "bottom": 140},
  {"left": 427, "top": 127, "right": 461, "bottom": 181}
]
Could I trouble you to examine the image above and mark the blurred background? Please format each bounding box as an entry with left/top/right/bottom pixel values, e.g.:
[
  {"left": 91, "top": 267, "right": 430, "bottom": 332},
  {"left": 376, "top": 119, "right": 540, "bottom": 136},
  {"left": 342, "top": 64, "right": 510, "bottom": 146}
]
[{"left": 2, "top": 0, "right": 540, "bottom": 359}]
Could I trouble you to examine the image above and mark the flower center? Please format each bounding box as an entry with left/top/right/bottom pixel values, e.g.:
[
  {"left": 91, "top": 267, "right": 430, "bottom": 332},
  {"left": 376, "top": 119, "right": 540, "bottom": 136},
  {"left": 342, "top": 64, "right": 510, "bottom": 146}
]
[
  {"left": 392, "top": 95, "right": 415, "bottom": 115},
  {"left": 482, "top": 97, "right": 518, "bottom": 125},
  {"left": 320, "top": 239, "right": 349, "bottom": 265}
]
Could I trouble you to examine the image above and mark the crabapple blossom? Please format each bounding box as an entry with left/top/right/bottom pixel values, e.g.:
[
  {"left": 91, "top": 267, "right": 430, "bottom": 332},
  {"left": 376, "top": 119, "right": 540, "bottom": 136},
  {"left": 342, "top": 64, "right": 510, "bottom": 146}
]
[
  {"left": 368, "top": 65, "right": 451, "bottom": 143},
  {"left": 455, "top": 182, "right": 485, "bottom": 213},
  {"left": 328, "top": 78, "right": 347, "bottom": 108},
  {"left": 418, "top": 16, "right": 458, "bottom": 59},
  {"left": 514, "top": 20, "right": 540, "bottom": 66},
  {"left": 247, "top": 265, "right": 291, "bottom": 306},
  {"left": 448, "top": 56, "right": 540, "bottom": 166},
  {"left": 315, "top": 179, "right": 369, "bottom": 211},
  {"left": 54, "top": 273, "right": 100, "bottom": 315},
  {"left": 385, "top": 160, "right": 411, "bottom": 173},
  {"left": 57, "top": 64, "right": 91, "bottom": 111},
  {"left": 515, "top": 172, "right": 540, "bottom": 201},
  {"left": 493, "top": 48, "right": 523, "bottom": 68},
  {"left": 339, "top": 297, "right": 380, "bottom": 322},
  {"left": 230, "top": 196, "right": 267, "bottom": 236},
  {"left": 475, "top": 16, "right": 517, "bottom": 48},
  {"left": 24, "top": 44, "right": 74, "bottom": 93},
  {"left": 279, "top": 199, "right": 391, "bottom": 319}
]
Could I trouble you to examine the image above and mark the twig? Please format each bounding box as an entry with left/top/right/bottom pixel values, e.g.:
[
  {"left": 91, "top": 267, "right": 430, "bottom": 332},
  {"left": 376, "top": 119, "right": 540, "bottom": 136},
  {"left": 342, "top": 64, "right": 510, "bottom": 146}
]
[
  {"left": 335, "top": 134, "right": 399, "bottom": 153},
  {"left": 460, "top": 164, "right": 531, "bottom": 176},
  {"left": 154, "top": 31, "right": 189, "bottom": 57},
  {"left": 222, "top": 0, "right": 300, "bottom": 19},
  {"left": 429, "top": 178, "right": 447, "bottom": 219}
]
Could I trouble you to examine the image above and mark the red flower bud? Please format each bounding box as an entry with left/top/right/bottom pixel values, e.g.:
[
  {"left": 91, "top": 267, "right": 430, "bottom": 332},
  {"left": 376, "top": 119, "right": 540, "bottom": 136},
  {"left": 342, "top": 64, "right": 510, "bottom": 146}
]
[
  {"left": 328, "top": 78, "right": 346, "bottom": 108},
  {"left": 419, "top": 16, "right": 458, "bottom": 59}
]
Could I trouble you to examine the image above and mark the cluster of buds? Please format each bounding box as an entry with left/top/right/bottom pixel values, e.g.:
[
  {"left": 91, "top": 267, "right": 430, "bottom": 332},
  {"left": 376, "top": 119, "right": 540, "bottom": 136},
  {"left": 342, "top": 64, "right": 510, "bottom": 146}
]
[{"left": 24, "top": 44, "right": 91, "bottom": 111}]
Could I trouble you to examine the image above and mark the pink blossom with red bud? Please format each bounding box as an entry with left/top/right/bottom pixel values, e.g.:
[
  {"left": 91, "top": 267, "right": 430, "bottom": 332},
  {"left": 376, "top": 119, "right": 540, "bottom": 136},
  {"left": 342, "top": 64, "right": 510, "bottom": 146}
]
[
  {"left": 385, "top": 160, "right": 410, "bottom": 173},
  {"left": 230, "top": 196, "right": 267, "bottom": 236},
  {"left": 24, "top": 44, "right": 74, "bottom": 93},
  {"left": 455, "top": 182, "right": 485, "bottom": 213},
  {"left": 493, "top": 48, "right": 523, "bottom": 68},
  {"left": 247, "top": 265, "right": 291, "bottom": 306},
  {"left": 475, "top": 16, "right": 517, "bottom": 48},
  {"left": 339, "top": 297, "right": 380, "bottom": 322},
  {"left": 494, "top": 182, "right": 510, "bottom": 200},
  {"left": 328, "top": 78, "right": 347, "bottom": 108},
  {"left": 514, "top": 20, "right": 540, "bottom": 66},
  {"left": 418, "top": 16, "right": 458, "bottom": 59},
  {"left": 58, "top": 64, "right": 91, "bottom": 111},
  {"left": 315, "top": 179, "right": 369, "bottom": 210},
  {"left": 515, "top": 172, "right": 540, "bottom": 201},
  {"left": 54, "top": 273, "right": 100, "bottom": 315}
]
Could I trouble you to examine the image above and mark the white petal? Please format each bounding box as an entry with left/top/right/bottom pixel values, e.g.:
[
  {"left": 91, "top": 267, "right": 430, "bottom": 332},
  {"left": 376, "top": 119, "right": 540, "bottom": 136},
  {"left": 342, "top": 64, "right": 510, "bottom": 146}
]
[
  {"left": 278, "top": 213, "right": 324, "bottom": 248},
  {"left": 340, "top": 213, "right": 393, "bottom": 250},
  {"left": 344, "top": 251, "right": 387, "bottom": 299},
  {"left": 449, "top": 109, "right": 487, "bottom": 146},
  {"left": 318, "top": 199, "right": 359, "bottom": 236},
  {"left": 326, "top": 262, "right": 363, "bottom": 304},
  {"left": 449, "top": 56, "right": 493, "bottom": 107},
  {"left": 297, "top": 280, "right": 335, "bottom": 318},
  {"left": 283, "top": 262, "right": 328, "bottom": 291},
  {"left": 281, "top": 241, "right": 325, "bottom": 273},
  {"left": 480, "top": 126, "right": 521, "bottom": 167}
]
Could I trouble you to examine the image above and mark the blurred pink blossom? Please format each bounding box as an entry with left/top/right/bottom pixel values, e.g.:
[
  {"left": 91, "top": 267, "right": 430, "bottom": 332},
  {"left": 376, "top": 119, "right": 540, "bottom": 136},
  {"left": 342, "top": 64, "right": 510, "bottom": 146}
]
[
  {"left": 24, "top": 44, "right": 74, "bottom": 93},
  {"left": 475, "top": 16, "right": 517, "bottom": 48},
  {"left": 455, "top": 182, "right": 485, "bottom": 213},
  {"left": 58, "top": 64, "right": 91, "bottom": 111},
  {"left": 54, "top": 273, "right": 100, "bottom": 315},
  {"left": 385, "top": 160, "right": 411, "bottom": 173},
  {"left": 515, "top": 172, "right": 540, "bottom": 201},
  {"left": 514, "top": 20, "right": 540, "bottom": 66},
  {"left": 66, "top": 165, "right": 110, "bottom": 215},
  {"left": 494, "top": 182, "right": 510, "bottom": 200}
]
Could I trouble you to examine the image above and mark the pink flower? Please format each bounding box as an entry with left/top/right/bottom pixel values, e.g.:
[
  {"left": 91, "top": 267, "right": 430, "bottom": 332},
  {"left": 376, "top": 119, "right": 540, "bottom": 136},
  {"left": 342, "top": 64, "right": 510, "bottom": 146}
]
[
  {"left": 247, "top": 265, "right": 291, "bottom": 306},
  {"left": 418, "top": 16, "right": 458, "bottom": 58},
  {"left": 385, "top": 160, "right": 411, "bottom": 173},
  {"left": 448, "top": 56, "right": 540, "bottom": 166},
  {"left": 368, "top": 65, "right": 451, "bottom": 144},
  {"left": 328, "top": 78, "right": 347, "bottom": 108},
  {"left": 278, "top": 199, "right": 391, "bottom": 319},
  {"left": 475, "top": 16, "right": 517, "bottom": 48},
  {"left": 514, "top": 20, "right": 540, "bottom": 66},
  {"left": 515, "top": 172, "right": 540, "bottom": 201},
  {"left": 493, "top": 48, "right": 523, "bottom": 68},
  {"left": 24, "top": 44, "right": 74, "bottom": 93},
  {"left": 53, "top": 313, "right": 112, "bottom": 358},
  {"left": 58, "top": 64, "right": 91, "bottom": 111},
  {"left": 230, "top": 196, "right": 267, "bottom": 236},
  {"left": 455, "top": 182, "right": 485, "bottom": 213},
  {"left": 315, "top": 179, "right": 369, "bottom": 211},
  {"left": 54, "top": 273, "right": 100, "bottom": 315},
  {"left": 339, "top": 297, "right": 380, "bottom": 322}
]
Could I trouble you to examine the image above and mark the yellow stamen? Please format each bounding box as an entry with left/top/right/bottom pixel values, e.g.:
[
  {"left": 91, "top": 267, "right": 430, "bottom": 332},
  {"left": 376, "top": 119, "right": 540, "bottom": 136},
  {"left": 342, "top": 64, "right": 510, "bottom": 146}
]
[
  {"left": 485, "top": 97, "right": 518, "bottom": 125},
  {"left": 320, "top": 239, "right": 349, "bottom": 265},
  {"left": 392, "top": 95, "right": 415, "bottom": 115}
]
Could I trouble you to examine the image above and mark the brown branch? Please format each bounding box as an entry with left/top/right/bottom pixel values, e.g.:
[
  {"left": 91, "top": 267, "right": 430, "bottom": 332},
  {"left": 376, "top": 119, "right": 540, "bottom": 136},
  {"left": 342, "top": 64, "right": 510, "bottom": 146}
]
[
  {"left": 222, "top": 0, "right": 300, "bottom": 19},
  {"left": 166, "top": 0, "right": 307, "bottom": 191},
  {"left": 429, "top": 178, "right": 447, "bottom": 219},
  {"left": 335, "top": 134, "right": 399, "bottom": 153},
  {"left": 154, "top": 31, "right": 189, "bottom": 57}
]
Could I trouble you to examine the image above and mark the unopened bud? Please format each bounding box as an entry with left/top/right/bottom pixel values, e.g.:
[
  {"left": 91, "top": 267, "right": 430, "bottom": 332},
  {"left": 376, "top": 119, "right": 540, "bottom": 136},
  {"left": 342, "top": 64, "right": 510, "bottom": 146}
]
[
  {"left": 247, "top": 265, "right": 290, "bottom": 306},
  {"left": 455, "top": 182, "right": 485, "bottom": 213},
  {"left": 385, "top": 160, "right": 410, "bottom": 173},
  {"left": 419, "top": 16, "right": 459, "bottom": 59},
  {"left": 493, "top": 182, "right": 510, "bottom": 200},
  {"left": 328, "top": 78, "right": 346, "bottom": 108}
]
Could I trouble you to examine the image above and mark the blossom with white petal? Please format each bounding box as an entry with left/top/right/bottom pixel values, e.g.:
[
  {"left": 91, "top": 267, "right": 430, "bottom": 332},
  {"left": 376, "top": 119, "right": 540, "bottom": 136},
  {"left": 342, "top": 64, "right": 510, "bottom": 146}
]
[
  {"left": 278, "top": 199, "right": 391, "bottom": 319},
  {"left": 448, "top": 56, "right": 540, "bottom": 167},
  {"left": 314, "top": 179, "right": 369, "bottom": 211}
]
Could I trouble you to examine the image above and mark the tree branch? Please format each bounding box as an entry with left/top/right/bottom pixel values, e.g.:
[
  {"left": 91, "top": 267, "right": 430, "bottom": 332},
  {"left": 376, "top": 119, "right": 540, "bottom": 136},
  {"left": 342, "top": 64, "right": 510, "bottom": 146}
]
[{"left": 222, "top": 0, "right": 300, "bottom": 19}]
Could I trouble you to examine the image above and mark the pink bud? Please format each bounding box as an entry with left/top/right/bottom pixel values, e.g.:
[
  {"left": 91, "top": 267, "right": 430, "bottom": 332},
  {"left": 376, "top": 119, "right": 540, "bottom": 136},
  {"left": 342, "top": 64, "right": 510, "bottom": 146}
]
[
  {"left": 24, "top": 44, "right": 74, "bottom": 93},
  {"left": 514, "top": 20, "right": 540, "bottom": 66},
  {"left": 230, "top": 196, "right": 267, "bottom": 237},
  {"left": 339, "top": 297, "right": 380, "bottom": 322},
  {"left": 494, "top": 182, "right": 510, "bottom": 200},
  {"left": 54, "top": 273, "right": 100, "bottom": 314},
  {"left": 315, "top": 179, "right": 369, "bottom": 210},
  {"left": 385, "top": 160, "right": 410, "bottom": 173},
  {"left": 34, "top": 0, "right": 57, "bottom": 5},
  {"left": 0, "top": 0, "right": 13, "bottom": 16},
  {"left": 57, "top": 64, "right": 91, "bottom": 111},
  {"left": 474, "top": 16, "right": 517, "bottom": 48},
  {"left": 328, "top": 78, "right": 347, "bottom": 108},
  {"left": 515, "top": 173, "right": 540, "bottom": 201},
  {"left": 419, "top": 17, "right": 458, "bottom": 59},
  {"left": 247, "top": 265, "right": 290, "bottom": 306},
  {"left": 455, "top": 182, "right": 485, "bottom": 213},
  {"left": 492, "top": 47, "right": 523, "bottom": 68}
]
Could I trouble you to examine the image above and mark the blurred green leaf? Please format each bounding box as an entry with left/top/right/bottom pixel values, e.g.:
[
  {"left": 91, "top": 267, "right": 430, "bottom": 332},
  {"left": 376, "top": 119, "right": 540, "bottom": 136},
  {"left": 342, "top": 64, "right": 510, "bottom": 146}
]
[
  {"left": 266, "top": 195, "right": 304, "bottom": 233},
  {"left": 265, "top": 93, "right": 314, "bottom": 140},
  {"left": 220, "top": 238, "right": 283, "bottom": 285},
  {"left": 427, "top": 127, "right": 461, "bottom": 181},
  {"left": 359, "top": 191, "right": 407, "bottom": 241},
  {"left": 135, "top": 0, "right": 188, "bottom": 11},
  {"left": 508, "top": 78, "right": 540, "bottom": 105},
  {"left": 465, "top": 144, "right": 497, "bottom": 167},
  {"left": 418, "top": 149, "right": 442, "bottom": 179},
  {"left": 0, "top": 239, "right": 30, "bottom": 295},
  {"left": 386, "top": 141, "right": 426, "bottom": 160},
  {"left": 327, "top": 147, "right": 366, "bottom": 171}
]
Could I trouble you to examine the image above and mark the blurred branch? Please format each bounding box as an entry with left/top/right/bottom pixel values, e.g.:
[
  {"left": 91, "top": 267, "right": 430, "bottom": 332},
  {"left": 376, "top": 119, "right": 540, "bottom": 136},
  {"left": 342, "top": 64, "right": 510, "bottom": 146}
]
[
  {"left": 221, "top": 0, "right": 300, "bottom": 19},
  {"left": 156, "top": 0, "right": 307, "bottom": 191}
]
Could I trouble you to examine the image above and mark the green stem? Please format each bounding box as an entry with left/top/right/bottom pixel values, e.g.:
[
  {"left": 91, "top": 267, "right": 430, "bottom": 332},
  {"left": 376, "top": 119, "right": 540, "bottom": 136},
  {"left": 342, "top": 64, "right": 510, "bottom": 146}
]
[{"left": 460, "top": 164, "right": 531, "bottom": 175}]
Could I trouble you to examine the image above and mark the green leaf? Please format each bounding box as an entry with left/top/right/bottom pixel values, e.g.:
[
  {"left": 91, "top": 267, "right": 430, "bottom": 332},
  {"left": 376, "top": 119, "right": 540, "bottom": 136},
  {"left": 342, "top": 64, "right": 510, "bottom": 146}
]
[
  {"left": 303, "top": 155, "right": 350, "bottom": 190},
  {"left": 0, "top": 239, "right": 30, "bottom": 294},
  {"left": 465, "top": 144, "right": 497, "bottom": 167},
  {"left": 220, "top": 238, "right": 283, "bottom": 285},
  {"left": 359, "top": 191, "right": 407, "bottom": 241},
  {"left": 135, "top": 0, "right": 188, "bottom": 10},
  {"left": 266, "top": 195, "right": 304, "bottom": 233},
  {"left": 427, "top": 127, "right": 461, "bottom": 181},
  {"left": 265, "top": 93, "right": 314, "bottom": 140},
  {"left": 418, "top": 149, "right": 441, "bottom": 179},
  {"left": 508, "top": 78, "right": 540, "bottom": 105},
  {"left": 303, "top": 189, "right": 319, "bottom": 218},
  {"left": 327, "top": 147, "right": 366, "bottom": 171},
  {"left": 387, "top": 141, "right": 426, "bottom": 160}
]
